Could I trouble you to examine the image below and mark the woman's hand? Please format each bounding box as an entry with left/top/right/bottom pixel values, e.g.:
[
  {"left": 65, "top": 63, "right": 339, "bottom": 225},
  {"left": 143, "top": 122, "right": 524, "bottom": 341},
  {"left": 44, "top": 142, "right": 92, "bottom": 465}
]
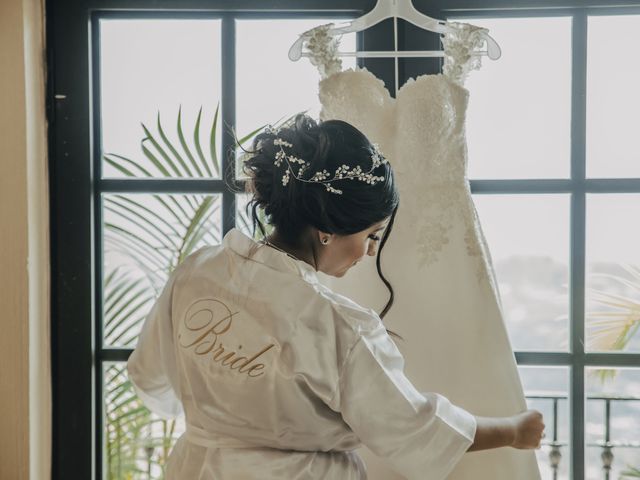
[
  {"left": 467, "top": 409, "right": 545, "bottom": 452},
  {"left": 510, "top": 409, "right": 545, "bottom": 450}
]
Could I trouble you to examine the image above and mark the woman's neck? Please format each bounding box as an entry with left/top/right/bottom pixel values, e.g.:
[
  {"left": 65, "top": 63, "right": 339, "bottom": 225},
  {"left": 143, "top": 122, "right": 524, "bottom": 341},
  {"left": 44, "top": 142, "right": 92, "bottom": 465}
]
[{"left": 264, "top": 230, "right": 317, "bottom": 269}]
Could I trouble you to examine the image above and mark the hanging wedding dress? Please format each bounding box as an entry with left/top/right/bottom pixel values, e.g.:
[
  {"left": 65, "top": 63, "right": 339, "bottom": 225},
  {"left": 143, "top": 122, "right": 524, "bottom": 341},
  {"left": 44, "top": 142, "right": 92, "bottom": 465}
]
[{"left": 303, "top": 22, "right": 542, "bottom": 480}]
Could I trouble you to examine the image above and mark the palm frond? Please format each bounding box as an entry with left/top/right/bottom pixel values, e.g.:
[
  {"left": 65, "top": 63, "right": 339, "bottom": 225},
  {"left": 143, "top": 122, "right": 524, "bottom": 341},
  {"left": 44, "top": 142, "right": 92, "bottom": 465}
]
[
  {"left": 209, "top": 102, "right": 220, "bottom": 177},
  {"left": 156, "top": 111, "right": 194, "bottom": 177},
  {"left": 621, "top": 465, "right": 640, "bottom": 478},
  {"left": 193, "top": 107, "right": 213, "bottom": 177},
  {"left": 176, "top": 105, "right": 203, "bottom": 177},
  {"left": 586, "top": 263, "right": 640, "bottom": 385},
  {"left": 140, "top": 127, "right": 175, "bottom": 177}
]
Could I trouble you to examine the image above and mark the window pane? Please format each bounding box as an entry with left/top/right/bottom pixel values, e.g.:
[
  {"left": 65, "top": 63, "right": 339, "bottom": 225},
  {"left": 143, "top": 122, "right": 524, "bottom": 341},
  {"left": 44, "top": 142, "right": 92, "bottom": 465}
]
[
  {"left": 100, "top": 19, "right": 222, "bottom": 178},
  {"left": 473, "top": 194, "right": 570, "bottom": 351},
  {"left": 585, "top": 368, "right": 640, "bottom": 478},
  {"left": 586, "top": 194, "right": 640, "bottom": 352},
  {"left": 459, "top": 17, "right": 571, "bottom": 179},
  {"left": 519, "top": 366, "right": 570, "bottom": 480},
  {"left": 235, "top": 19, "right": 356, "bottom": 179},
  {"left": 104, "top": 362, "right": 185, "bottom": 479},
  {"left": 236, "top": 193, "right": 253, "bottom": 238},
  {"left": 102, "top": 193, "right": 222, "bottom": 347},
  {"left": 587, "top": 16, "right": 640, "bottom": 178}
]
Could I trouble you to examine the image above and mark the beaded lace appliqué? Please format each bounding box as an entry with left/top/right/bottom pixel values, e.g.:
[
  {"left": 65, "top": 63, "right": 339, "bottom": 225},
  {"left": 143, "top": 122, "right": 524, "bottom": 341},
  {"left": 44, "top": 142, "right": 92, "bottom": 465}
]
[
  {"left": 441, "top": 21, "right": 489, "bottom": 86},
  {"left": 303, "top": 23, "right": 343, "bottom": 80}
]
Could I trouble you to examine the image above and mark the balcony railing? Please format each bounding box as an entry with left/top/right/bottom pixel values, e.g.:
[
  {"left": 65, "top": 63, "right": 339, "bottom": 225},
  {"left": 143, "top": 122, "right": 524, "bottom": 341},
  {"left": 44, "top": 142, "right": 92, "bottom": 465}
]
[{"left": 527, "top": 392, "right": 640, "bottom": 479}]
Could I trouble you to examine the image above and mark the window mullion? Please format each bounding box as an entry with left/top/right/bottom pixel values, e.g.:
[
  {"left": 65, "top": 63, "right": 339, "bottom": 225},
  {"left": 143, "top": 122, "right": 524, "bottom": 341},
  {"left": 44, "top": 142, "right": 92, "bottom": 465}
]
[
  {"left": 91, "top": 11, "right": 106, "bottom": 479},
  {"left": 221, "top": 14, "right": 237, "bottom": 236},
  {"left": 570, "top": 10, "right": 588, "bottom": 480}
]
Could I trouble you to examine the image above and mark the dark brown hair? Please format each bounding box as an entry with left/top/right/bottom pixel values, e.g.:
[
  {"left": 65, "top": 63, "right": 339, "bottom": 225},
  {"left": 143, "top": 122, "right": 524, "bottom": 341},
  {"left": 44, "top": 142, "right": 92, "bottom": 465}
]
[{"left": 233, "top": 113, "right": 401, "bottom": 339}]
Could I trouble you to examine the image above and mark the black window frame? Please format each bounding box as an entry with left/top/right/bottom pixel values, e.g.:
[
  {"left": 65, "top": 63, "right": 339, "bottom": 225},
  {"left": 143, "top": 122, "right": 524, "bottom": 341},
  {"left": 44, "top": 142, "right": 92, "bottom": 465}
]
[{"left": 48, "top": 1, "right": 640, "bottom": 479}]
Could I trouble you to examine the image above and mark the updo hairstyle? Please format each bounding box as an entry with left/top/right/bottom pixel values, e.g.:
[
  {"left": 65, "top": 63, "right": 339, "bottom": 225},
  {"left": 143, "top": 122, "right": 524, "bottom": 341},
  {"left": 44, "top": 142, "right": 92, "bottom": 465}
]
[{"left": 234, "top": 113, "right": 400, "bottom": 326}]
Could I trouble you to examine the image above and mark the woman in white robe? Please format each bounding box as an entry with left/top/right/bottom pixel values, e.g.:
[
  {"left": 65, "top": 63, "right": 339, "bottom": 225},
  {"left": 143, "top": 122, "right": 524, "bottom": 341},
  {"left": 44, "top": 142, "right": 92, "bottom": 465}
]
[{"left": 127, "top": 114, "right": 544, "bottom": 479}]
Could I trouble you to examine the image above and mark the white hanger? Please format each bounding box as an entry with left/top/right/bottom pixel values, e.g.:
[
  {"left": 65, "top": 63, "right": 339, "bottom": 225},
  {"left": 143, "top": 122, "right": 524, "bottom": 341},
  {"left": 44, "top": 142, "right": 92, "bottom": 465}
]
[{"left": 288, "top": 0, "right": 501, "bottom": 95}]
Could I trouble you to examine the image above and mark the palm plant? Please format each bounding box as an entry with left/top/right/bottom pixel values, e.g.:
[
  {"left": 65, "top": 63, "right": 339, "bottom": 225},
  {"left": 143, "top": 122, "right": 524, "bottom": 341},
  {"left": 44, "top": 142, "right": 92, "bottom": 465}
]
[
  {"left": 586, "top": 263, "right": 640, "bottom": 382},
  {"left": 585, "top": 263, "right": 640, "bottom": 476},
  {"left": 621, "top": 466, "right": 640, "bottom": 478},
  {"left": 103, "top": 102, "right": 287, "bottom": 478}
]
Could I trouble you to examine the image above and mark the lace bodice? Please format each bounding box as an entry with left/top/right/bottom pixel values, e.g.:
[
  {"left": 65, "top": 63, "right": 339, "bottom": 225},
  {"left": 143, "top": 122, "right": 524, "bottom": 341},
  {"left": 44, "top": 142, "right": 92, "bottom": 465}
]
[
  {"left": 300, "top": 21, "right": 497, "bottom": 288},
  {"left": 301, "top": 20, "right": 488, "bottom": 185}
]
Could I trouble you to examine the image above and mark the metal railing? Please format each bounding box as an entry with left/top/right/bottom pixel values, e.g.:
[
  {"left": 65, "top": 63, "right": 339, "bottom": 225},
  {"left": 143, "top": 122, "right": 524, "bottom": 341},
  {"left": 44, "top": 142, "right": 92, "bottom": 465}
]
[{"left": 527, "top": 393, "right": 640, "bottom": 479}]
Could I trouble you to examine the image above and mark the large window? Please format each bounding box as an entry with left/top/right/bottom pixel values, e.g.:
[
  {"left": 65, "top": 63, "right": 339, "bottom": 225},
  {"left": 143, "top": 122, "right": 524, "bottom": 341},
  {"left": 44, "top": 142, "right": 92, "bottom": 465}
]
[
  {"left": 49, "top": 2, "right": 640, "bottom": 479},
  {"left": 452, "top": 9, "right": 640, "bottom": 480}
]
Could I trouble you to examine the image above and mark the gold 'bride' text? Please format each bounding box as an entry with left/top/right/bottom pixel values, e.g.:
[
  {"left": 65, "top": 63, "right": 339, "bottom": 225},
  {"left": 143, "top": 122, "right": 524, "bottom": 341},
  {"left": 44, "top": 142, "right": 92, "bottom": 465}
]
[{"left": 178, "top": 298, "right": 275, "bottom": 378}]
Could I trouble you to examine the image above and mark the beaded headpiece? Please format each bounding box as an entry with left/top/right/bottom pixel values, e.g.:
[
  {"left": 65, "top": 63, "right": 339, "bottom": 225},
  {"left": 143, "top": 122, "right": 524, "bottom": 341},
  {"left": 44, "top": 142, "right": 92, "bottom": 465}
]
[{"left": 264, "top": 124, "right": 389, "bottom": 195}]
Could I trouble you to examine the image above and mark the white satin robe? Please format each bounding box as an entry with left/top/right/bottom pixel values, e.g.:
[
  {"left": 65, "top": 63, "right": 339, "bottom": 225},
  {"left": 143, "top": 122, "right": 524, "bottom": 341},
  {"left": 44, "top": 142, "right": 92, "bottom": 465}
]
[{"left": 127, "top": 227, "right": 477, "bottom": 479}]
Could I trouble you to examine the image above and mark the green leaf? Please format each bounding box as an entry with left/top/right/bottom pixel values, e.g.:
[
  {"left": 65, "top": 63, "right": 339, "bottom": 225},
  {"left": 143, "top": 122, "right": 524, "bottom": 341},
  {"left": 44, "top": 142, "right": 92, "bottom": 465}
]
[
  {"left": 112, "top": 195, "right": 183, "bottom": 239},
  {"left": 621, "top": 465, "right": 640, "bottom": 478},
  {"left": 104, "top": 153, "right": 155, "bottom": 178},
  {"left": 209, "top": 102, "right": 220, "bottom": 177},
  {"left": 177, "top": 196, "right": 216, "bottom": 262},
  {"left": 104, "top": 232, "right": 167, "bottom": 278},
  {"left": 140, "top": 122, "right": 181, "bottom": 177},
  {"left": 156, "top": 111, "right": 193, "bottom": 177},
  {"left": 193, "top": 106, "right": 213, "bottom": 177},
  {"left": 104, "top": 294, "right": 152, "bottom": 341},
  {"left": 104, "top": 198, "right": 178, "bottom": 251},
  {"left": 177, "top": 105, "right": 204, "bottom": 177}
]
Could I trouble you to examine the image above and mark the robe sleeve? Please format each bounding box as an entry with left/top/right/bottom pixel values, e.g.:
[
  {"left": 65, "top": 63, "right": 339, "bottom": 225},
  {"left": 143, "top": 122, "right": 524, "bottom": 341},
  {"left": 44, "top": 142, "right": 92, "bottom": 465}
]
[
  {"left": 126, "top": 271, "right": 184, "bottom": 419},
  {"left": 334, "top": 320, "right": 477, "bottom": 480}
]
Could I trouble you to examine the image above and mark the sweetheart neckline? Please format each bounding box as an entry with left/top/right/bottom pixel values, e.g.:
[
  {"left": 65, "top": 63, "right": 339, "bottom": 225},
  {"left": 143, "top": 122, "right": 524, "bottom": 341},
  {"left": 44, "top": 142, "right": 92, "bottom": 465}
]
[{"left": 319, "top": 65, "right": 470, "bottom": 103}]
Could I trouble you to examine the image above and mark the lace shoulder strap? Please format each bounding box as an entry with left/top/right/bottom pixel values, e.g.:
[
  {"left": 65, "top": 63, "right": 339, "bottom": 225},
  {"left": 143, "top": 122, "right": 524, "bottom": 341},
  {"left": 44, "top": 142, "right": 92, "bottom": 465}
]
[
  {"left": 441, "top": 21, "right": 490, "bottom": 86},
  {"left": 301, "top": 22, "right": 343, "bottom": 80}
]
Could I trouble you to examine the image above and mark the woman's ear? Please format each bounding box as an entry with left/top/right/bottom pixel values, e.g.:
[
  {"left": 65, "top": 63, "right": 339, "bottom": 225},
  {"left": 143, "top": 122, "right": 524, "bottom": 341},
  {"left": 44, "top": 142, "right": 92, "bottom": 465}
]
[{"left": 317, "top": 230, "right": 333, "bottom": 245}]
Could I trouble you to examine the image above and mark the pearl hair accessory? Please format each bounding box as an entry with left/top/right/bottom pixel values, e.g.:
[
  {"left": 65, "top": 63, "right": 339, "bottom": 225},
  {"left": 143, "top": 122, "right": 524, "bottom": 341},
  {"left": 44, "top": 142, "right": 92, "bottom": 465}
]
[{"left": 264, "top": 124, "right": 388, "bottom": 195}]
